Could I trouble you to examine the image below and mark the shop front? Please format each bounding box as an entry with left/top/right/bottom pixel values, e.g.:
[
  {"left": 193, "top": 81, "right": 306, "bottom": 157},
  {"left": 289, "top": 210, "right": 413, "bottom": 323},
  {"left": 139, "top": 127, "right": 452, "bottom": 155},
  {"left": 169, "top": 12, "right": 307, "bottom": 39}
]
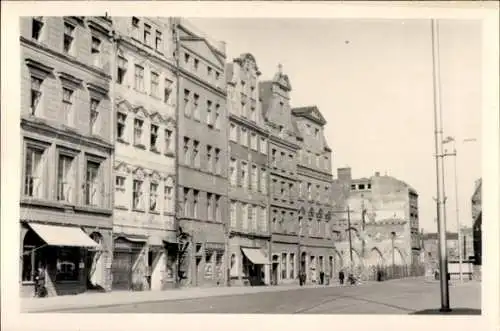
[
  {"left": 271, "top": 241, "right": 299, "bottom": 285},
  {"left": 20, "top": 222, "right": 103, "bottom": 297},
  {"left": 111, "top": 235, "right": 147, "bottom": 291}
]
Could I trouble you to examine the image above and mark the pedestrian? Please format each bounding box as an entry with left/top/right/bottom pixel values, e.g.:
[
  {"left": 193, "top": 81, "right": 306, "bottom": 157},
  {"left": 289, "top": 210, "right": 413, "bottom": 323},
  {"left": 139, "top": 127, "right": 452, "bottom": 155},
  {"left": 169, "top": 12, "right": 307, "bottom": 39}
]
[
  {"left": 339, "top": 270, "right": 345, "bottom": 285},
  {"left": 34, "top": 264, "right": 47, "bottom": 298},
  {"left": 319, "top": 271, "right": 325, "bottom": 285}
]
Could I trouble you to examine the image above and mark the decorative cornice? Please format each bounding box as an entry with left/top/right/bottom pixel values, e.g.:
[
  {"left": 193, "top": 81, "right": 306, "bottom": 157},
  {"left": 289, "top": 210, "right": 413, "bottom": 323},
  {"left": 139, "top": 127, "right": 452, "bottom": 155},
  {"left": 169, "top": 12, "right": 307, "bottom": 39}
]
[
  {"left": 297, "top": 164, "right": 333, "bottom": 182},
  {"left": 24, "top": 59, "right": 54, "bottom": 77},
  {"left": 87, "top": 19, "right": 111, "bottom": 37},
  {"left": 58, "top": 72, "right": 83, "bottom": 89},
  {"left": 116, "top": 35, "right": 177, "bottom": 72},
  {"left": 87, "top": 82, "right": 109, "bottom": 97},
  {"left": 179, "top": 67, "right": 227, "bottom": 98},
  {"left": 229, "top": 114, "right": 269, "bottom": 136}
]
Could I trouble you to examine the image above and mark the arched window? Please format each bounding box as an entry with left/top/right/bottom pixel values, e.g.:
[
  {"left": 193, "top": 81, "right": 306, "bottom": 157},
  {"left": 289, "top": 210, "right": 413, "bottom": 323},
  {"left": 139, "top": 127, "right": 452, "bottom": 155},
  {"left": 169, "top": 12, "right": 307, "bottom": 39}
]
[{"left": 21, "top": 229, "right": 45, "bottom": 282}]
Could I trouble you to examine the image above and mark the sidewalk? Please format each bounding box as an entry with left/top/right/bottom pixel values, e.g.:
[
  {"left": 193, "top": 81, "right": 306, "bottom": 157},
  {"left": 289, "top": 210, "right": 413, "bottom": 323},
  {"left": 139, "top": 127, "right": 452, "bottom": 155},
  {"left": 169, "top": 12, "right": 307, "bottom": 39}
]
[{"left": 22, "top": 282, "right": 341, "bottom": 313}]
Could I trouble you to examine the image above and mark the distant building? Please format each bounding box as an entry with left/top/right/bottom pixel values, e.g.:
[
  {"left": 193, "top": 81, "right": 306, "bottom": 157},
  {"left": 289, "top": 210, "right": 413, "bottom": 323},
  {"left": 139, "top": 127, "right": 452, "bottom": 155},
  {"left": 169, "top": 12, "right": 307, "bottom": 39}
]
[
  {"left": 20, "top": 16, "right": 114, "bottom": 297},
  {"left": 421, "top": 229, "right": 474, "bottom": 263},
  {"left": 471, "top": 178, "right": 482, "bottom": 265},
  {"left": 331, "top": 169, "right": 421, "bottom": 269},
  {"left": 226, "top": 53, "right": 271, "bottom": 286}
]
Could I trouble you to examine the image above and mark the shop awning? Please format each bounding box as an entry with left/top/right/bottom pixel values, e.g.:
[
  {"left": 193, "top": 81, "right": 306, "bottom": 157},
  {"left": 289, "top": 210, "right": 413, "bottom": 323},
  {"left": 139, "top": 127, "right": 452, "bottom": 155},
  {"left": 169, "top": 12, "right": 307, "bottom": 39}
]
[
  {"left": 29, "top": 223, "right": 98, "bottom": 247},
  {"left": 241, "top": 247, "right": 270, "bottom": 265}
]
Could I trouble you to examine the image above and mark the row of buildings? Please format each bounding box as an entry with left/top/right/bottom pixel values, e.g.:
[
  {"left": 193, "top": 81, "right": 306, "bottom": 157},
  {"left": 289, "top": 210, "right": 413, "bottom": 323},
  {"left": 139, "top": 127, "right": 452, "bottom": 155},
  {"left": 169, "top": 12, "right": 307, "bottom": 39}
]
[{"left": 19, "top": 16, "right": 422, "bottom": 297}]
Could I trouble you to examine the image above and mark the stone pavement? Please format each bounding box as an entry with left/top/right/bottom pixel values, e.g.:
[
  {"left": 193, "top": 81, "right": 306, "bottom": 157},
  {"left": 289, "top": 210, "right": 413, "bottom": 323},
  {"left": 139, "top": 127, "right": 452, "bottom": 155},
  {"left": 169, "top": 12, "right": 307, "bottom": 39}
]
[{"left": 21, "top": 281, "right": 344, "bottom": 313}]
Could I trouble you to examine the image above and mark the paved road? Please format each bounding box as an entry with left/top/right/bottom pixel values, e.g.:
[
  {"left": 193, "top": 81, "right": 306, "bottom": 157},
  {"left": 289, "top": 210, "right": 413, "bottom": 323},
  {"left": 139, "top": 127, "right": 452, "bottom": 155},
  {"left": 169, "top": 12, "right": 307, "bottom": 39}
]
[{"left": 60, "top": 278, "right": 481, "bottom": 314}]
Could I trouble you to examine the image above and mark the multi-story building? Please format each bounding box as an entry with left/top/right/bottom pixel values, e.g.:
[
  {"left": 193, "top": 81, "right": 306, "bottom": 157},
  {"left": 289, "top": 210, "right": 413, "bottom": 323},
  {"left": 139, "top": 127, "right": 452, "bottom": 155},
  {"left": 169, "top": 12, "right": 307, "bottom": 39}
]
[
  {"left": 331, "top": 168, "right": 421, "bottom": 273},
  {"left": 20, "top": 16, "right": 114, "bottom": 296},
  {"left": 226, "top": 53, "right": 271, "bottom": 286},
  {"left": 174, "top": 18, "right": 228, "bottom": 287},
  {"left": 292, "top": 106, "right": 335, "bottom": 284},
  {"left": 260, "top": 65, "right": 302, "bottom": 285},
  {"left": 110, "top": 17, "right": 178, "bottom": 291}
]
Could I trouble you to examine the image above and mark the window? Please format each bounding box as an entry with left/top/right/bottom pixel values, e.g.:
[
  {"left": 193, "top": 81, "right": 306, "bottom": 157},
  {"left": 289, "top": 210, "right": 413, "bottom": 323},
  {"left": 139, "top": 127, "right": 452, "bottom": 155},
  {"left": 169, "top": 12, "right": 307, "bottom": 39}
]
[
  {"left": 132, "top": 180, "right": 143, "bottom": 210},
  {"left": 260, "top": 169, "right": 267, "bottom": 194},
  {"left": 324, "top": 156, "right": 329, "bottom": 170},
  {"left": 215, "top": 71, "right": 220, "bottom": 81},
  {"left": 240, "top": 128, "right": 248, "bottom": 147},
  {"left": 57, "top": 154, "right": 75, "bottom": 203},
  {"left": 229, "top": 123, "right": 237, "bottom": 141},
  {"left": 63, "top": 22, "right": 75, "bottom": 54},
  {"left": 32, "top": 17, "right": 44, "bottom": 41},
  {"left": 131, "top": 17, "right": 140, "bottom": 38},
  {"left": 183, "top": 89, "right": 191, "bottom": 116},
  {"left": 164, "top": 79, "right": 173, "bottom": 103},
  {"left": 214, "top": 148, "right": 221, "bottom": 175},
  {"left": 150, "top": 72, "right": 159, "bottom": 97},
  {"left": 241, "top": 203, "right": 248, "bottom": 229},
  {"left": 241, "top": 161, "right": 248, "bottom": 189},
  {"left": 30, "top": 76, "right": 42, "bottom": 115},
  {"left": 260, "top": 207, "right": 267, "bottom": 232},
  {"left": 247, "top": 205, "right": 255, "bottom": 231},
  {"left": 150, "top": 124, "right": 159, "bottom": 151},
  {"left": 367, "top": 183, "right": 372, "bottom": 189},
  {"left": 55, "top": 247, "right": 81, "bottom": 281},
  {"left": 183, "top": 188, "right": 190, "bottom": 217},
  {"left": 316, "top": 185, "right": 321, "bottom": 202},
  {"left": 250, "top": 106, "right": 256, "bottom": 122},
  {"left": 134, "top": 65, "right": 144, "bottom": 91},
  {"left": 281, "top": 253, "right": 287, "bottom": 279},
  {"left": 24, "top": 146, "right": 44, "bottom": 198},
  {"left": 207, "top": 193, "right": 213, "bottom": 220},
  {"left": 85, "top": 160, "right": 101, "bottom": 206},
  {"left": 193, "top": 190, "right": 199, "bottom": 218},
  {"left": 193, "top": 94, "right": 200, "bottom": 121},
  {"left": 184, "top": 53, "right": 190, "bottom": 64},
  {"left": 289, "top": 253, "right": 295, "bottom": 279},
  {"left": 351, "top": 184, "right": 356, "bottom": 190},
  {"left": 206, "top": 100, "right": 213, "bottom": 126},
  {"left": 250, "top": 133, "right": 257, "bottom": 151},
  {"left": 324, "top": 186, "right": 330, "bottom": 203},
  {"left": 298, "top": 216, "right": 303, "bottom": 235},
  {"left": 289, "top": 183, "right": 294, "bottom": 200},
  {"left": 91, "top": 36, "right": 101, "bottom": 67},
  {"left": 207, "top": 66, "right": 212, "bottom": 78},
  {"left": 62, "top": 87, "right": 74, "bottom": 125},
  {"left": 206, "top": 145, "right": 213, "bottom": 172},
  {"left": 117, "top": 113, "right": 127, "bottom": 141},
  {"left": 183, "top": 137, "right": 190, "bottom": 165},
  {"left": 252, "top": 205, "right": 258, "bottom": 231},
  {"left": 214, "top": 104, "right": 221, "bottom": 129},
  {"left": 215, "top": 195, "right": 221, "bottom": 222},
  {"left": 272, "top": 179, "right": 278, "bottom": 196},
  {"left": 155, "top": 30, "right": 162, "bottom": 51},
  {"left": 272, "top": 210, "right": 277, "bottom": 232},
  {"left": 117, "top": 57, "right": 128, "bottom": 84},
  {"left": 230, "top": 201, "right": 237, "bottom": 227},
  {"left": 229, "top": 158, "right": 237, "bottom": 186},
  {"left": 271, "top": 149, "right": 277, "bottom": 166},
  {"left": 133, "top": 119, "right": 144, "bottom": 146},
  {"left": 149, "top": 183, "right": 158, "bottom": 212},
  {"left": 251, "top": 165, "right": 258, "bottom": 191},
  {"left": 194, "top": 58, "right": 199, "bottom": 71},
  {"left": 89, "top": 98, "right": 99, "bottom": 135},
  {"left": 241, "top": 102, "right": 247, "bottom": 118},
  {"left": 307, "top": 183, "right": 312, "bottom": 200},
  {"left": 164, "top": 181, "right": 173, "bottom": 212},
  {"left": 164, "top": 129, "right": 172, "bottom": 153},
  {"left": 359, "top": 184, "right": 365, "bottom": 190},
  {"left": 144, "top": 24, "right": 151, "bottom": 45},
  {"left": 115, "top": 176, "right": 126, "bottom": 207},
  {"left": 315, "top": 128, "right": 319, "bottom": 138},
  {"left": 193, "top": 140, "right": 200, "bottom": 168},
  {"left": 260, "top": 138, "right": 267, "bottom": 155},
  {"left": 325, "top": 221, "right": 330, "bottom": 239},
  {"left": 308, "top": 218, "right": 313, "bottom": 235}
]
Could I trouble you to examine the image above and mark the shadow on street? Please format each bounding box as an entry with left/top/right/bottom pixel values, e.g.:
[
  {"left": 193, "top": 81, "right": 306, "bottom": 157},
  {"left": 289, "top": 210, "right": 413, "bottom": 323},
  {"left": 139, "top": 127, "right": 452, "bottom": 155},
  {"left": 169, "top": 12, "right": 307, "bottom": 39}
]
[{"left": 410, "top": 308, "right": 481, "bottom": 315}]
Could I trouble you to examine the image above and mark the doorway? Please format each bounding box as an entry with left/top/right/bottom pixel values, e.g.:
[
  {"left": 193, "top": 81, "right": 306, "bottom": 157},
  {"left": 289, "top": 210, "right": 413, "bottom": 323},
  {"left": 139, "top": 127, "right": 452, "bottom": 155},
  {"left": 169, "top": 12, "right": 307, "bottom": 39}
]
[
  {"left": 271, "top": 254, "right": 279, "bottom": 285},
  {"left": 195, "top": 256, "right": 201, "bottom": 286}
]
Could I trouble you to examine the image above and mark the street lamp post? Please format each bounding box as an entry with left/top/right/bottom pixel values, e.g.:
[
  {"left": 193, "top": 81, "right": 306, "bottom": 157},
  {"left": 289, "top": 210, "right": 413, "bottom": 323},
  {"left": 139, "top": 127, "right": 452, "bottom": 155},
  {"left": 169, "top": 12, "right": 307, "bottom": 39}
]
[{"left": 347, "top": 206, "right": 354, "bottom": 271}]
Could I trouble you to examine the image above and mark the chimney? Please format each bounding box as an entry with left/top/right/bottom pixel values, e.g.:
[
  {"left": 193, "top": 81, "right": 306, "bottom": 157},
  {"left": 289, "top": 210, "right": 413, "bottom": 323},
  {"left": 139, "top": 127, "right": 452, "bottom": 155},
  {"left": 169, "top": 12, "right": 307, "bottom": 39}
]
[{"left": 337, "top": 167, "right": 352, "bottom": 181}]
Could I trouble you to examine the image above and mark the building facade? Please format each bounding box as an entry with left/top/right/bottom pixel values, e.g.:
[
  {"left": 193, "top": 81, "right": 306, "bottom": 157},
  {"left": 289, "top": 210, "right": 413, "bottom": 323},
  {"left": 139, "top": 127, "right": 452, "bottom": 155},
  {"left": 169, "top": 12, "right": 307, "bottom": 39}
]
[
  {"left": 226, "top": 53, "right": 271, "bottom": 286},
  {"left": 291, "top": 106, "right": 336, "bottom": 284},
  {"left": 175, "top": 18, "right": 229, "bottom": 287},
  {"left": 110, "top": 17, "right": 178, "bottom": 291},
  {"left": 20, "top": 16, "right": 114, "bottom": 297},
  {"left": 331, "top": 168, "right": 421, "bottom": 275},
  {"left": 260, "top": 65, "right": 302, "bottom": 285},
  {"left": 471, "top": 178, "right": 482, "bottom": 265}
]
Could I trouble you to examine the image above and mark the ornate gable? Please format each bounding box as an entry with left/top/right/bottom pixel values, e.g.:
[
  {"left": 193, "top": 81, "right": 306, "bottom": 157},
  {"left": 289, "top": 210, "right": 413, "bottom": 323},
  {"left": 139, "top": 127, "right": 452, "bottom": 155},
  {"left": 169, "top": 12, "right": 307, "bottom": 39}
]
[
  {"left": 182, "top": 38, "right": 224, "bottom": 68},
  {"left": 150, "top": 170, "right": 161, "bottom": 183},
  {"left": 133, "top": 166, "right": 146, "bottom": 180},
  {"left": 134, "top": 106, "right": 149, "bottom": 119},
  {"left": 150, "top": 111, "right": 164, "bottom": 124},
  {"left": 117, "top": 99, "right": 134, "bottom": 114},
  {"left": 114, "top": 161, "right": 132, "bottom": 174}
]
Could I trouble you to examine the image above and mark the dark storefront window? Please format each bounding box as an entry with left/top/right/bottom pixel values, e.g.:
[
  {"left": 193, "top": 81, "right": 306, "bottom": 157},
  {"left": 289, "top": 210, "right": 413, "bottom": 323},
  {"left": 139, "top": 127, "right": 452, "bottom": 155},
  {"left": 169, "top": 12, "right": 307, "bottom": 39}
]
[
  {"left": 22, "top": 229, "right": 45, "bottom": 282},
  {"left": 56, "top": 247, "right": 81, "bottom": 281}
]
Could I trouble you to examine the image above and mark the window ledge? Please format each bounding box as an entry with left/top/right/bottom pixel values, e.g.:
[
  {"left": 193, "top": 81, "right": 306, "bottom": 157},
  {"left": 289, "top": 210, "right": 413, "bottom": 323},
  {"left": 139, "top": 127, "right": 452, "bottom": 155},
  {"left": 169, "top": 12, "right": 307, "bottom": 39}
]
[
  {"left": 149, "top": 210, "right": 161, "bottom": 215},
  {"left": 117, "top": 138, "right": 130, "bottom": 145},
  {"left": 134, "top": 143, "right": 146, "bottom": 150},
  {"left": 150, "top": 147, "right": 161, "bottom": 154},
  {"left": 74, "top": 205, "right": 113, "bottom": 216},
  {"left": 115, "top": 205, "right": 128, "bottom": 211},
  {"left": 21, "top": 281, "right": 35, "bottom": 285},
  {"left": 132, "top": 208, "right": 146, "bottom": 213},
  {"left": 164, "top": 151, "right": 175, "bottom": 157},
  {"left": 163, "top": 211, "right": 175, "bottom": 216}
]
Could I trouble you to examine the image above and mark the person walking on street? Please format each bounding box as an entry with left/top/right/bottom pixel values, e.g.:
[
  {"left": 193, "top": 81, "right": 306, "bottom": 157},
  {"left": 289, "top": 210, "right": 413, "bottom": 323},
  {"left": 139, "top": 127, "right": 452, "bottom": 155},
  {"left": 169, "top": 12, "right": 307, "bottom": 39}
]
[
  {"left": 34, "top": 264, "right": 47, "bottom": 298},
  {"left": 339, "top": 270, "right": 345, "bottom": 285},
  {"left": 319, "top": 270, "right": 325, "bottom": 285}
]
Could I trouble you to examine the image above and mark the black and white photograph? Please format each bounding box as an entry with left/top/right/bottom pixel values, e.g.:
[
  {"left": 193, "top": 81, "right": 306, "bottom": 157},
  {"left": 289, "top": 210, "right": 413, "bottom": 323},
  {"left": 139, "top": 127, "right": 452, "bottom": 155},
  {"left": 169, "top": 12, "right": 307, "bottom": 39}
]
[{"left": 1, "top": 2, "right": 498, "bottom": 331}]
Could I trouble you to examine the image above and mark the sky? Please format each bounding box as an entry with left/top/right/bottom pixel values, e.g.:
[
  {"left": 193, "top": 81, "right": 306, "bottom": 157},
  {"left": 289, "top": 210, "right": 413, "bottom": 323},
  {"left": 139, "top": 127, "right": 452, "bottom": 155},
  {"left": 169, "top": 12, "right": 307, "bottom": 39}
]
[{"left": 188, "top": 18, "right": 482, "bottom": 232}]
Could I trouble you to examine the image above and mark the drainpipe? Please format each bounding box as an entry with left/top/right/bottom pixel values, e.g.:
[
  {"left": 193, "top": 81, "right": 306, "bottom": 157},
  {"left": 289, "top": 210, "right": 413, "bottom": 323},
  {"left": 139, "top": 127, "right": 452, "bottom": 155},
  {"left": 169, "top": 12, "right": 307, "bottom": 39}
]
[{"left": 173, "top": 17, "right": 181, "bottom": 289}]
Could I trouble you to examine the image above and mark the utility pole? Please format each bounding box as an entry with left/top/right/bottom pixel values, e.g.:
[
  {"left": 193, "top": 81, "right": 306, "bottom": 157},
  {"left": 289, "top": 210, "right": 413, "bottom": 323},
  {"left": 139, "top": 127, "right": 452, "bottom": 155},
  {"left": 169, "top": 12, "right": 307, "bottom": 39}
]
[
  {"left": 431, "top": 18, "right": 451, "bottom": 312},
  {"left": 347, "top": 206, "right": 354, "bottom": 272}
]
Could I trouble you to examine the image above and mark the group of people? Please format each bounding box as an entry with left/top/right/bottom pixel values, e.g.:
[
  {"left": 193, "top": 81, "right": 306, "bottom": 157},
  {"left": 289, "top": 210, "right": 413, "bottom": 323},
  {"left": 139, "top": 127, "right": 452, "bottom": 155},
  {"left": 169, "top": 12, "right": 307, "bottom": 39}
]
[{"left": 298, "top": 269, "right": 358, "bottom": 286}]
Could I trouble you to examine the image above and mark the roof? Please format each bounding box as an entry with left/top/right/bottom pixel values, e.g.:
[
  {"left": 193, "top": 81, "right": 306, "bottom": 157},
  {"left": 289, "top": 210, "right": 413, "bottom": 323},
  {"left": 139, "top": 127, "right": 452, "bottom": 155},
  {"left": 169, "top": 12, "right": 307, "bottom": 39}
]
[
  {"left": 233, "top": 53, "right": 261, "bottom": 75},
  {"left": 225, "top": 63, "right": 234, "bottom": 84},
  {"left": 291, "top": 106, "right": 327, "bottom": 126}
]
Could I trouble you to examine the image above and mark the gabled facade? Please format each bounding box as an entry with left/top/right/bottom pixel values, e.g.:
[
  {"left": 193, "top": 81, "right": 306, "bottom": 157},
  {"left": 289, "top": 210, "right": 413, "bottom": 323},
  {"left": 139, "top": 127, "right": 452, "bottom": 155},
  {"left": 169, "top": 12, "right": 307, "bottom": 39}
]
[
  {"left": 226, "top": 53, "right": 271, "bottom": 286},
  {"left": 19, "top": 16, "right": 114, "bottom": 297},
  {"left": 292, "top": 106, "right": 336, "bottom": 283},
  {"left": 174, "top": 18, "right": 228, "bottom": 287},
  {"left": 110, "top": 16, "right": 178, "bottom": 291},
  {"left": 260, "top": 65, "right": 302, "bottom": 285}
]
